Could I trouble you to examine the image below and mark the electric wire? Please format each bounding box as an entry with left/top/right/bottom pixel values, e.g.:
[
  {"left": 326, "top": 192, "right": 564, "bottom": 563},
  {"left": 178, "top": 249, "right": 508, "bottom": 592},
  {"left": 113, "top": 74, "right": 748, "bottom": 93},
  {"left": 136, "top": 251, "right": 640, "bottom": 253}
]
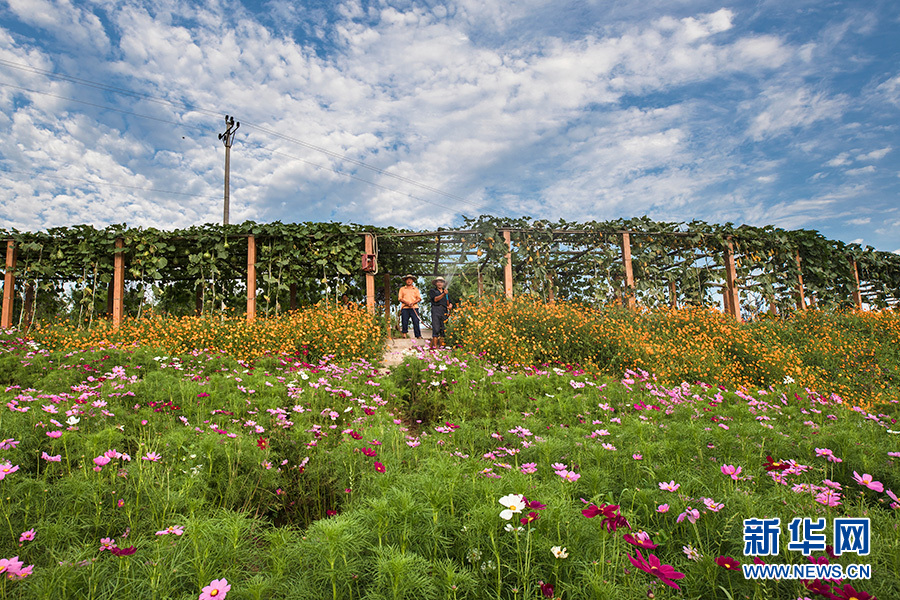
[
  {"left": 0, "top": 58, "right": 498, "bottom": 213},
  {"left": 0, "top": 77, "right": 496, "bottom": 217},
  {"left": 2, "top": 168, "right": 221, "bottom": 200}
]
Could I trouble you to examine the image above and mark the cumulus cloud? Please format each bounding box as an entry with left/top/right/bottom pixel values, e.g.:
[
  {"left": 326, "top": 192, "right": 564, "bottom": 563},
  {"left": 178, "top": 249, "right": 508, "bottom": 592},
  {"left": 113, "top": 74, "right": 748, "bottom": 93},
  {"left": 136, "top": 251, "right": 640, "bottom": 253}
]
[{"left": 0, "top": 0, "right": 896, "bottom": 252}]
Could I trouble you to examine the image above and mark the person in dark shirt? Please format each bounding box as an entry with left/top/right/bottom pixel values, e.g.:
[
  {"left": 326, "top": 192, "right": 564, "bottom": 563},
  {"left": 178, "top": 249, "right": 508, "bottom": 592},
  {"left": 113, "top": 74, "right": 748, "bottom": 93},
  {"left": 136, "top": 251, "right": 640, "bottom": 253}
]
[{"left": 428, "top": 277, "right": 452, "bottom": 345}]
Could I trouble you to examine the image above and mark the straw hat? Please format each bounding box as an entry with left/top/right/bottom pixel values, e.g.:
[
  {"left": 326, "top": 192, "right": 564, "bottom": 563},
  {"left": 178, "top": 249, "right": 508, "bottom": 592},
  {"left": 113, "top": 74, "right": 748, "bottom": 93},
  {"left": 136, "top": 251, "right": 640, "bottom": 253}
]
[
  {"left": 433, "top": 276, "right": 445, "bottom": 283},
  {"left": 402, "top": 274, "right": 415, "bottom": 281}
]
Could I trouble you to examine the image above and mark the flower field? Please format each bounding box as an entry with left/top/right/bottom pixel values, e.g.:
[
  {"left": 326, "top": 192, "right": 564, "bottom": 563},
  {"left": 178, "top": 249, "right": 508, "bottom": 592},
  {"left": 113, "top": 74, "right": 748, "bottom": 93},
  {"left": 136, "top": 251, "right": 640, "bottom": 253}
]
[
  {"left": 448, "top": 299, "right": 900, "bottom": 410},
  {"left": 30, "top": 305, "right": 385, "bottom": 363},
  {"left": 0, "top": 305, "right": 898, "bottom": 599}
]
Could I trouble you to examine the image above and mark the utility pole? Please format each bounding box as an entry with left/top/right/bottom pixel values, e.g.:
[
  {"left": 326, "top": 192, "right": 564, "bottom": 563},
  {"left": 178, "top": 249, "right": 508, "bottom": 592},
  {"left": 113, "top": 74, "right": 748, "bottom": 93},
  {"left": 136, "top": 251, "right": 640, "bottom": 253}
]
[{"left": 218, "top": 115, "right": 240, "bottom": 225}]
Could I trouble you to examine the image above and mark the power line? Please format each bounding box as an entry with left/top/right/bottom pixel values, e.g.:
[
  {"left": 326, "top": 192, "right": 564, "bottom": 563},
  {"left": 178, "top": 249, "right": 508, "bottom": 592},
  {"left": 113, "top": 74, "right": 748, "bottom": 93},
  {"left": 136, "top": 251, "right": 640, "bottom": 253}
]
[
  {"left": 0, "top": 78, "right": 499, "bottom": 218},
  {"left": 0, "top": 81, "right": 204, "bottom": 130},
  {"left": 0, "top": 58, "right": 494, "bottom": 212},
  {"left": 1, "top": 168, "right": 220, "bottom": 200},
  {"left": 262, "top": 146, "right": 481, "bottom": 215}
]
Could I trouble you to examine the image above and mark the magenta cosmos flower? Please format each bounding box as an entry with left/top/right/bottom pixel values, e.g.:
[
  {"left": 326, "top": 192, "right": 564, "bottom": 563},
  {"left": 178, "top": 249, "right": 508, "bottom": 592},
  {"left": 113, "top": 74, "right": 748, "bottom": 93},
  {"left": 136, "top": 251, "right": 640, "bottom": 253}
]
[
  {"left": 623, "top": 531, "right": 658, "bottom": 549},
  {"left": 200, "top": 578, "right": 231, "bottom": 600},
  {"left": 374, "top": 462, "right": 386, "bottom": 473},
  {"left": 19, "top": 529, "right": 35, "bottom": 543},
  {"left": 715, "top": 556, "right": 741, "bottom": 571},
  {"left": 627, "top": 550, "right": 685, "bottom": 590},
  {"left": 852, "top": 472, "right": 884, "bottom": 492}
]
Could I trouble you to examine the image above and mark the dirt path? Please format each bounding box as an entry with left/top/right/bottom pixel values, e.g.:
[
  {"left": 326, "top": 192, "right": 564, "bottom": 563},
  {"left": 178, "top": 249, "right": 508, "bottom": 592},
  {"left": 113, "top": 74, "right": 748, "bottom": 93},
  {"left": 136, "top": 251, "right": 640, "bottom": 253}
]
[{"left": 380, "top": 329, "right": 433, "bottom": 368}]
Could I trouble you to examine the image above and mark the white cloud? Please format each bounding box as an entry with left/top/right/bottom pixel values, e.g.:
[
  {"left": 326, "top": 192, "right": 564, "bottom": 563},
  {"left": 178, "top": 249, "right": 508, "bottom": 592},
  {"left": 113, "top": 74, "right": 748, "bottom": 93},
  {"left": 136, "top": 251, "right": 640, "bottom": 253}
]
[
  {"left": 0, "top": 0, "right": 896, "bottom": 254},
  {"left": 845, "top": 165, "right": 876, "bottom": 175},
  {"left": 857, "top": 147, "right": 891, "bottom": 161},
  {"left": 746, "top": 88, "right": 847, "bottom": 141},
  {"left": 827, "top": 153, "right": 852, "bottom": 167}
]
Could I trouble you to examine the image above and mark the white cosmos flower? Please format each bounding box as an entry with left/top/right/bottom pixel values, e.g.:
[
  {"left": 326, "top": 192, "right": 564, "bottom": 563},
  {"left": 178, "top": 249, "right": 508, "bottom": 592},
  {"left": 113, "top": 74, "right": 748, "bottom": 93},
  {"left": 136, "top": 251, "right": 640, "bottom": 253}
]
[
  {"left": 551, "top": 546, "right": 569, "bottom": 559},
  {"left": 66, "top": 416, "right": 80, "bottom": 426},
  {"left": 498, "top": 494, "right": 526, "bottom": 520}
]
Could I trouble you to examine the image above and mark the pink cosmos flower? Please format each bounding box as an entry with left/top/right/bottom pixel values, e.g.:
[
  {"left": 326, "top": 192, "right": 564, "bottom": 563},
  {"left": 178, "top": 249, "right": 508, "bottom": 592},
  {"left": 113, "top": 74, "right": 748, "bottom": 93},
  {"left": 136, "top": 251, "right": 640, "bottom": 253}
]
[
  {"left": 46, "top": 431, "right": 62, "bottom": 438},
  {"left": 703, "top": 497, "right": 724, "bottom": 512},
  {"left": 885, "top": 489, "right": 899, "bottom": 510},
  {"left": 41, "top": 452, "right": 62, "bottom": 462},
  {"left": 99, "top": 538, "right": 117, "bottom": 551},
  {"left": 720, "top": 465, "right": 742, "bottom": 480},
  {"left": 8, "top": 562, "right": 33, "bottom": 580},
  {"left": 550, "top": 462, "right": 567, "bottom": 471},
  {"left": 0, "top": 462, "right": 19, "bottom": 480},
  {"left": 18, "top": 529, "right": 35, "bottom": 543},
  {"left": 93, "top": 456, "right": 111, "bottom": 468},
  {"left": 200, "top": 578, "right": 231, "bottom": 600},
  {"left": 0, "top": 556, "right": 22, "bottom": 574},
  {"left": 0, "top": 556, "right": 29, "bottom": 579},
  {"left": 520, "top": 463, "right": 537, "bottom": 474},
  {"left": 676, "top": 507, "right": 700, "bottom": 524},
  {"left": 658, "top": 480, "right": 680, "bottom": 492},
  {"left": 815, "top": 490, "right": 841, "bottom": 507},
  {"left": 852, "top": 472, "right": 884, "bottom": 492},
  {"left": 0, "top": 439, "right": 18, "bottom": 450},
  {"left": 141, "top": 452, "right": 161, "bottom": 462},
  {"left": 556, "top": 469, "right": 581, "bottom": 482},
  {"left": 632, "top": 454, "right": 642, "bottom": 460},
  {"left": 657, "top": 504, "right": 669, "bottom": 513},
  {"left": 155, "top": 525, "right": 185, "bottom": 536}
]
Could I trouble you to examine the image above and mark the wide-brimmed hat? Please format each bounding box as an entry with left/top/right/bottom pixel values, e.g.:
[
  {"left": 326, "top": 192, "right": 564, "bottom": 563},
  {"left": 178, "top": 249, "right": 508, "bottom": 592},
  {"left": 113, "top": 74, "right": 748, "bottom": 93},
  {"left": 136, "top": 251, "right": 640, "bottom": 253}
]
[
  {"left": 402, "top": 274, "right": 415, "bottom": 281},
  {"left": 433, "top": 276, "right": 445, "bottom": 283}
]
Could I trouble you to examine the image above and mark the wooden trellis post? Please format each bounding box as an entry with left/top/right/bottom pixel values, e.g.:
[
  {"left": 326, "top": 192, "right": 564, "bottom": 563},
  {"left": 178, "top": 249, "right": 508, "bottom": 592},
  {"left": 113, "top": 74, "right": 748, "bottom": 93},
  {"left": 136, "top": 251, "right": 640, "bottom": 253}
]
[
  {"left": 112, "top": 238, "right": 125, "bottom": 328},
  {"left": 502, "top": 229, "right": 513, "bottom": 299},
  {"left": 289, "top": 283, "right": 298, "bottom": 311},
  {"left": 850, "top": 258, "right": 862, "bottom": 309},
  {"left": 1, "top": 241, "right": 16, "bottom": 329},
  {"left": 795, "top": 252, "right": 806, "bottom": 310},
  {"left": 22, "top": 281, "right": 35, "bottom": 330},
  {"left": 364, "top": 233, "right": 375, "bottom": 315},
  {"left": 247, "top": 235, "right": 257, "bottom": 322},
  {"left": 383, "top": 272, "right": 391, "bottom": 335},
  {"left": 723, "top": 237, "right": 741, "bottom": 321},
  {"left": 195, "top": 286, "right": 203, "bottom": 316},
  {"left": 669, "top": 280, "right": 677, "bottom": 309},
  {"left": 620, "top": 232, "right": 635, "bottom": 308}
]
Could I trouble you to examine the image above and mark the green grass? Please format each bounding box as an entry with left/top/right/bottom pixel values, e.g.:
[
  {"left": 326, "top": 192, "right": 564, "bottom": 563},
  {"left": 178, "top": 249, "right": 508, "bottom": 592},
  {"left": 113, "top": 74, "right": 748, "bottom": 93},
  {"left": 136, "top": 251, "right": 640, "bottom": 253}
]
[{"left": 0, "top": 332, "right": 897, "bottom": 599}]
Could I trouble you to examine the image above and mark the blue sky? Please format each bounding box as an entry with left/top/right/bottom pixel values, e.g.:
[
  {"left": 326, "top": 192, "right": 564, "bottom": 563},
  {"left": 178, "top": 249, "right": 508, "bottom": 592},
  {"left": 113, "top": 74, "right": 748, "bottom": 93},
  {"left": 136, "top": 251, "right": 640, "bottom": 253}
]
[{"left": 0, "top": 0, "right": 898, "bottom": 251}]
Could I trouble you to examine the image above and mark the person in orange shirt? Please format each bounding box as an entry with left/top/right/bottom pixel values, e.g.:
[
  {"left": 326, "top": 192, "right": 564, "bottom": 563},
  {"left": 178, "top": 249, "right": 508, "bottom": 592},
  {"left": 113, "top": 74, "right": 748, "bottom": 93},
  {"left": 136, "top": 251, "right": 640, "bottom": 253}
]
[{"left": 398, "top": 274, "right": 422, "bottom": 338}]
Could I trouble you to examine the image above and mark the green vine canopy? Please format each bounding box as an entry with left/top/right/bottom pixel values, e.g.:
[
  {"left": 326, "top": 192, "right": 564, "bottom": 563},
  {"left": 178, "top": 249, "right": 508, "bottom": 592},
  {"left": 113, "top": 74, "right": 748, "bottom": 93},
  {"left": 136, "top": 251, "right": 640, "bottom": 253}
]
[{"left": 0, "top": 216, "right": 897, "bottom": 327}]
